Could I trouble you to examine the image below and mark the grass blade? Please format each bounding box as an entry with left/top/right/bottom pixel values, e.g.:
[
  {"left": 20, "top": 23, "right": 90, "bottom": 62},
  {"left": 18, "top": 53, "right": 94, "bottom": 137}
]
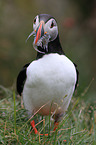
[
  {"left": 93, "top": 107, "right": 96, "bottom": 145},
  {"left": 13, "top": 91, "right": 16, "bottom": 134}
]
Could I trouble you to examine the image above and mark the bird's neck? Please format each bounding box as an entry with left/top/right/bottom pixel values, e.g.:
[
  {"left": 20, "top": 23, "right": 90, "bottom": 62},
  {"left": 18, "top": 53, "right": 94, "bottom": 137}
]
[{"left": 36, "top": 35, "right": 64, "bottom": 59}]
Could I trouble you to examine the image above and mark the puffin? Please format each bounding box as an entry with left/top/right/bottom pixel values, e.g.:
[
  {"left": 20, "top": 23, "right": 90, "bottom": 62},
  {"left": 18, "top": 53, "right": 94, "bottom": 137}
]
[{"left": 17, "top": 14, "right": 79, "bottom": 135}]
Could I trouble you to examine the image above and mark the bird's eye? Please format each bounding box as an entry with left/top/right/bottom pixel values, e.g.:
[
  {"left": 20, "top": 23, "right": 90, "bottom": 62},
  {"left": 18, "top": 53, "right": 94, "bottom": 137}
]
[
  {"left": 33, "top": 18, "right": 36, "bottom": 24},
  {"left": 50, "top": 21, "right": 54, "bottom": 28}
]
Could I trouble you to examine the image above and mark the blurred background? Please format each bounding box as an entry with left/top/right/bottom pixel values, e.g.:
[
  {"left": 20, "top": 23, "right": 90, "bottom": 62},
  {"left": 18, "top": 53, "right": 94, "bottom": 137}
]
[{"left": 0, "top": 0, "right": 96, "bottom": 102}]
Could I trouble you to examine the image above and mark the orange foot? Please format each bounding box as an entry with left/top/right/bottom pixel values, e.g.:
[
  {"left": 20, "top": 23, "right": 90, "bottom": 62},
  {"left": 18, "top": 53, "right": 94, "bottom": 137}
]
[
  {"left": 30, "top": 120, "right": 38, "bottom": 134},
  {"left": 30, "top": 120, "right": 49, "bottom": 136},
  {"left": 30, "top": 120, "right": 59, "bottom": 136},
  {"left": 31, "top": 120, "right": 67, "bottom": 142},
  {"left": 53, "top": 122, "right": 59, "bottom": 131}
]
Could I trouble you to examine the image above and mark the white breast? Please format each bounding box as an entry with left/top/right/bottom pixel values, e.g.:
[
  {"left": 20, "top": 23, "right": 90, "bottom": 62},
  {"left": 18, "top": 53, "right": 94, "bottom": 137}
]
[{"left": 23, "top": 53, "right": 77, "bottom": 115}]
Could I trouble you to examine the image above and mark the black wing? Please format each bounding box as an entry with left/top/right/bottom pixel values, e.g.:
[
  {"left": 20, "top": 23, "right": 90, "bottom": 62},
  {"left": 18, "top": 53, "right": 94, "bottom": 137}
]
[
  {"left": 16, "top": 63, "right": 30, "bottom": 96},
  {"left": 74, "top": 63, "right": 79, "bottom": 90}
]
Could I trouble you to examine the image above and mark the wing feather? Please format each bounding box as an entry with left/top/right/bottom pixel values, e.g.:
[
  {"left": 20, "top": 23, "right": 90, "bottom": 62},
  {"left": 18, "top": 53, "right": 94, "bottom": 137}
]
[{"left": 16, "top": 63, "right": 30, "bottom": 95}]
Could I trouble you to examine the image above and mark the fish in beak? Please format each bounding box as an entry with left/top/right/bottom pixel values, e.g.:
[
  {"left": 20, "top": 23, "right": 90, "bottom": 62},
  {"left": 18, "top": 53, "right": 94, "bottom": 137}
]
[
  {"left": 26, "top": 21, "right": 51, "bottom": 53},
  {"left": 35, "top": 21, "right": 44, "bottom": 44}
]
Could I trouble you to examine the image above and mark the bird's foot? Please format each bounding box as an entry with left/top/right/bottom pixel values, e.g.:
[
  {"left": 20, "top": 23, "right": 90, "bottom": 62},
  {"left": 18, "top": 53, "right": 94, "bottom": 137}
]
[
  {"left": 30, "top": 120, "right": 38, "bottom": 134},
  {"left": 53, "top": 122, "right": 59, "bottom": 131},
  {"left": 30, "top": 120, "right": 59, "bottom": 136},
  {"left": 31, "top": 120, "right": 67, "bottom": 142},
  {"left": 30, "top": 120, "right": 49, "bottom": 136}
]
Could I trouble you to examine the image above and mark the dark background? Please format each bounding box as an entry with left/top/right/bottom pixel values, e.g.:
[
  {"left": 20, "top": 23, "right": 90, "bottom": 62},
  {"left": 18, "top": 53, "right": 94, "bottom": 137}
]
[{"left": 0, "top": 0, "right": 96, "bottom": 102}]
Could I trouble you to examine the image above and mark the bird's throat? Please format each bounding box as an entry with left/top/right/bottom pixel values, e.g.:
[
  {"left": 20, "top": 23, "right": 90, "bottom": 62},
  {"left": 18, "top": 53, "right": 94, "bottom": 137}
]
[{"left": 36, "top": 35, "right": 64, "bottom": 59}]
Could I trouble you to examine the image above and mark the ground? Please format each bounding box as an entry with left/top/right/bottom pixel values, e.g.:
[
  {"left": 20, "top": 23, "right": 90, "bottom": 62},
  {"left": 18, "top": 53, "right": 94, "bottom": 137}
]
[{"left": 0, "top": 85, "right": 96, "bottom": 144}]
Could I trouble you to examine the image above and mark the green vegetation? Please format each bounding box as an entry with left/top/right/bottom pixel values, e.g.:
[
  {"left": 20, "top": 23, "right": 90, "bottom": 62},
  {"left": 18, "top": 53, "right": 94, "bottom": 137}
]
[{"left": 0, "top": 85, "right": 96, "bottom": 144}]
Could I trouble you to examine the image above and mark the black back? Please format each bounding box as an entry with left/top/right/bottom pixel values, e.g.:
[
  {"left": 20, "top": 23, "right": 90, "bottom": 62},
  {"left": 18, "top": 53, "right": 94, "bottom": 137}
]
[
  {"left": 74, "top": 63, "right": 79, "bottom": 90},
  {"left": 16, "top": 63, "right": 30, "bottom": 95}
]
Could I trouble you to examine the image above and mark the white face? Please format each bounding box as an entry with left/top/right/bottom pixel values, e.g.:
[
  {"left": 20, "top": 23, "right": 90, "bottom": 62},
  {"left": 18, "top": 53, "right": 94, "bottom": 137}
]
[
  {"left": 33, "top": 15, "right": 58, "bottom": 41},
  {"left": 44, "top": 18, "right": 58, "bottom": 41},
  {"left": 33, "top": 15, "right": 39, "bottom": 30}
]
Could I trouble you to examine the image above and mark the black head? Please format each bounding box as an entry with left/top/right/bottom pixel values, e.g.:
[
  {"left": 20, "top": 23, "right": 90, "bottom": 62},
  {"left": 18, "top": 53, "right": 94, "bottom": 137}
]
[{"left": 26, "top": 14, "right": 64, "bottom": 57}]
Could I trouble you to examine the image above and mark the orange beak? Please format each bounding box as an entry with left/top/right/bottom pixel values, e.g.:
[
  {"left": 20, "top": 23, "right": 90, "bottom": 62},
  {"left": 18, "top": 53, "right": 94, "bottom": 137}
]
[{"left": 35, "top": 21, "right": 44, "bottom": 44}]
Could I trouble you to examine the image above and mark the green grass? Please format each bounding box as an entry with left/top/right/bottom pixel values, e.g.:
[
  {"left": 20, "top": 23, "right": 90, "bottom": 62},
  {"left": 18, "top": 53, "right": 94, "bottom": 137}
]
[{"left": 0, "top": 85, "right": 96, "bottom": 145}]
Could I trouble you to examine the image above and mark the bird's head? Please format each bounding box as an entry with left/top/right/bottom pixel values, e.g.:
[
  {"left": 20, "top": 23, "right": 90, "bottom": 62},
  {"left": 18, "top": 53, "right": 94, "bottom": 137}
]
[{"left": 26, "top": 14, "right": 59, "bottom": 54}]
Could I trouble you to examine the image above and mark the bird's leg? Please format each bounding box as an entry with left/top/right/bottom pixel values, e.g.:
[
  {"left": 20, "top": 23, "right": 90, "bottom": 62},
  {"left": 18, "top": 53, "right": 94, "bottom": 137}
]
[
  {"left": 53, "top": 113, "right": 67, "bottom": 142},
  {"left": 53, "top": 112, "right": 64, "bottom": 131},
  {"left": 30, "top": 119, "right": 58, "bottom": 135},
  {"left": 30, "top": 120, "right": 49, "bottom": 136},
  {"left": 30, "top": 112, "right": 63, "bottom": 136},
  {"left": 53, "top": 122, "right": 59, "bottom": 131},
  {"left": 30, "top": 120, "right": 38, "bottom": 134}
]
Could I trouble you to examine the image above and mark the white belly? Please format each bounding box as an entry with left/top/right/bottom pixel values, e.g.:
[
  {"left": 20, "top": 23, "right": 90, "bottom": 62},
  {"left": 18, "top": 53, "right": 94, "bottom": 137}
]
[{"left": 23, "top": 53, "right": 77, "bottom": 115}]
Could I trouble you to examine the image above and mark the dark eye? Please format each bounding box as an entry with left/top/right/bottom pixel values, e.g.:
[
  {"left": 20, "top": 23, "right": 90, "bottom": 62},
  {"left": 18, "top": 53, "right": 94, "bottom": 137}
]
[
  {"left": 50, "top": 21, "right": 54, "bottom": 28},
  {"left": 33, "top": 18, "right": 36, "bottom": 24}
]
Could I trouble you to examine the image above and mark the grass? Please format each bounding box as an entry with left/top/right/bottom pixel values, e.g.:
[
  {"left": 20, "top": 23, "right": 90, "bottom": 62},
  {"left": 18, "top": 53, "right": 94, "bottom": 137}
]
[{"left": 0, "top": 85, "right": 96, "bottom": 145}]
